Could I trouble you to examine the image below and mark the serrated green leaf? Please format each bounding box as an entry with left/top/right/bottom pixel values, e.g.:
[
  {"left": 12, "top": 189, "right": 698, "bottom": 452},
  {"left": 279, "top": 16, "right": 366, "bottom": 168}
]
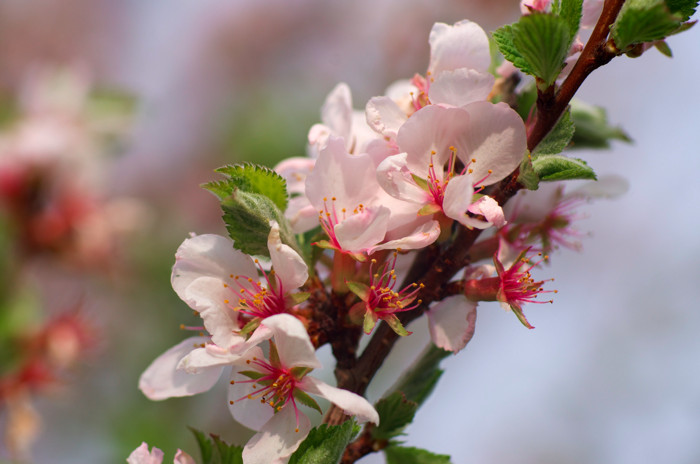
[
  {"left": 532, "top": 155, "right": 597, "bottom": 181},
  {"left": 512, "top": 13, "right": 572, "bottom": 87},
  {"left": 189, "top": 427, "right": 215, "bottom": 464},
  {"left": 533, "top": 109, "right": 575, "bottom": 157},
  {"left": 385, "top": 446, "right": 453, "bottom": 464},
  {"left": 210, "top": 163, "right": 289, "bottom": 212},
  {"left": 372, "top": 392, "right": 418, "bottom": 440},
  {"left": 570, "top": 100, "right": 632, "bottom": 149},
  {"left": 612, "top": 0, "right": 682, "bottom": 50},
  {"left": 390, "top": 344, "right": 451, "bottom": 406},
  {"left": 288, "top": 421, "right": 360, "bottom": 464},
  {"left": 493, "top": 25, "right": 534, "bottom": 75},
  {"left": 517, "top": 153, "right": 540, "bottom": 190},
  {"left": 220, "top": 189, "right": 296, "bottom": 257},
  {"left": 211, "top": 434, "right": 244, "bottom": 464},
  {"left": 559, "top": 0, "right": 584, "bottom": 45},
  {"left": 664, "top": 0, "right": 698, "bottom": 20}
]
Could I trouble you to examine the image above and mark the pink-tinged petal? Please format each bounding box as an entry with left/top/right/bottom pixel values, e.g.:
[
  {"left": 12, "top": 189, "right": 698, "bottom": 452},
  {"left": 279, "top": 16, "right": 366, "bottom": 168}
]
[
  {"left": 321, "top": 83, "right": 353, "bottom": 143},
  {"left": 228, "top": 347, "right": 274, "bottom": 431},
  {"left": 428, "top": 20, "right": 491, "bottom": 75},
  {"left": 442, "top": 174, "right": 476, "bottom": 224},
  {"left": 171, "top": 234, "right": 257, "bottom": 304},
  {"left": 427, "top": 295, "right": 477, "bottom": 353},
  {"left": 376, "top": 153, "right": 432, "bottom": 204},
  {"left": 305, "top": 137, "right": 379, "bottom": 211},
  {"left": 334, "top": 205, "right": 390, "bottom": 254},
  {"left": 299, "top": 376, "right": 379, "bottom": 424},
  {"left": 138, "top": 337, "right": 222, "bottom": 401},
  {"left": 369, "top": 220, "right": 440, "bottom": 254},
  {"left": 308, "top": 123, "right": 331, "bottom": 152},
  {"left": 127, "top": 442, "right": 164, "bottom": 464},
  {"left": 174, "top": 450, "right": 196, "bottom": 464},
  {"left": 268, "top": 221, "right": 308, "bottom": 290},
  {"left": 396, "top": 105, "right": 471, "bottom": 177},
  {"left": 177, "top": 343, "right": 244, "bottom": 374},
  {"left": 468, "top": 196, "right": 506, "bottom": 228},
  {"left": 351, "top": 109, "right": 382, "bottom": 154},
  {"left": 274, "top": 157, "right": 315, "bottom": 195},
  {"left": 366, "top": 96, "right": 407, "bottom": 140},
  {"left": 429, "top": 69, "right": 495, "bottom": 108},
  {"left": 286, "top": 198, "right": 318, "bottom": 234},
  {"left": 182, "top": 277, "right": 241, "bottom": 347},
  {"left": 259, "top": 314, "right": 321, "bottom": 369},
  {"left": 242, "top": 405, "right": 311, "bottom": 464},
  {"left": 457, "top": 101, "right": 526, "bottom": 185}
]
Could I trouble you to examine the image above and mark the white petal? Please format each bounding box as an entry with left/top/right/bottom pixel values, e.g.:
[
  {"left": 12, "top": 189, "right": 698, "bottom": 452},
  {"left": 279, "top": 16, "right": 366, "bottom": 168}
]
[
  {"left": 365, "top": 96, "right": 407, "bottom": 140},
  {"left": 127, "top": 442, "right": 164, "bottom": 464},
  {"left": 369, "top": 220, "right": 440, "bottom": 254},
  {"left": 274, "top": 157, "right": 315, "bottom": 195},
  {"left": 268, "top": 221, "right": 308, "bottom": 290},
  {"left": 242, "top": 406, "right": 311, "bottom": 464},
  {"left": 177, "top": 344, "right": 244, "bottom": 374},
  {"left": 427, "top": 295, "right": 478, "bottom": 353},
  {"left": 300, "top": 376, "right": 379, "bottom": 424},
  {"left": 183, "top": 277, "right": 242, "bottom": 347},
  {"left": 428, "top": 20, "right": 491, "bottom": 75},
  {"left": 321, "top": 83, "right": 353, "bottom": 142},
  {"left": 456, "top": 101, "right": 526, "bottom": 185},
  {"left": 138, "top": 337, "right": 222, "bottom": 401},
  {"left": 171, "top": 234, "right": 256, "bottom": 304},
  {"left": 334, "top": 205, "right": 390, "bottom": 254},
  {"left": 376, "top": 153, "right": 432, "bottom": 204},
  {"left": 442, "top": 174, "right": 476, "bottom": 224},
  {"left": 429, "top": 69, "right": 495, "bottom": 108},
  {"left": 228, "top": 347, "right": 275, "bottom": 431},
  {"left": 260, "top": 314, "right": 321, "bottom": 369},
  {"left": 468, "top": 196, "right": 506, "bottom": 228}
]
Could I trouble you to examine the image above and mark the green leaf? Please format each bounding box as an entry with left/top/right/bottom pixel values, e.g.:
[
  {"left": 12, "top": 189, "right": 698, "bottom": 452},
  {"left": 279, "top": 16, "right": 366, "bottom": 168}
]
[
  {"left": 517, "top": 153, "right": 540, "bottom": 190},
  {"left": 492, "top": 25, "right": 533, "bottom": 75},
  {"left": 390, "top": 344, "right": 451, "bottom": 406},
  {"left": 559, "top": 0, "right": 584, "bottom": 45},
  {"left": 220, "top": 189, "right": 295, "bottom": 257},
  {"left": 189, "top": 428, "right": 243, "bottom": 464},
  {"left": 570, "top": 100, "right": 632, "bottom": 149},
  {"left": 512, "top": 13, "right": 572, "bottom": 86},
  {"left": 612, "top": 0, "right": 682, "bottom": 50},
  {"left": 204, "top": 163, "right": 289, "bottom": 212},
  {"left": 664, "top": 0, "right": 698, "bottom": 20},
  {"left": 288, "top": 421, "right": 361, "bottom": 464},
  {"left": 346, "top": 281, "right": 370, "bottom": 301},
  {"left": 533, "top": 109, "right": 575, "bottom": 157},
  {"left": 532, "top": 155, "right": 597, "bottom": 181},
  {"left": 371, "top": 392, "right": 418, "bottom": 440},
  {"left": 385, "top": 446, "right": 453, "bottom": 464}
]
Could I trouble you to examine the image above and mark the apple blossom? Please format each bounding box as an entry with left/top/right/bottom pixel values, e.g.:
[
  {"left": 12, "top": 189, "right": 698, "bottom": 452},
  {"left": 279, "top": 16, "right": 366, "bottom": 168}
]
[{"left": 226, "top": 314, "right": 379, "bottom": 464}]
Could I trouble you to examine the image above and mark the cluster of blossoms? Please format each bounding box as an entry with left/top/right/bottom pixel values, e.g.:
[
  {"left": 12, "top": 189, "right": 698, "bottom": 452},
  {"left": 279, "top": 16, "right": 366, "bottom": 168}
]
[{"left": 134, "top": 18, "right": 632, "bottom": 463}]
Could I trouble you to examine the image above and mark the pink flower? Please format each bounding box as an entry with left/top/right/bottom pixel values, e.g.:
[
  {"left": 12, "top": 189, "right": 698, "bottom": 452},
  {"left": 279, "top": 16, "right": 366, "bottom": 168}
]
[
  {"left": 227, "top": 314, "right": 379, "bottom": 464},
  {"left": 126, "top": 442, "right": 195, "bottom": 464}
]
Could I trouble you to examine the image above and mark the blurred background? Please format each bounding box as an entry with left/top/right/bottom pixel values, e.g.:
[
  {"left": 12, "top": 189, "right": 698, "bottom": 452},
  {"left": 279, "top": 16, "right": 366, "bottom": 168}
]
[{"left": 0, "top": 0, "right": 698, "bottom": 463}]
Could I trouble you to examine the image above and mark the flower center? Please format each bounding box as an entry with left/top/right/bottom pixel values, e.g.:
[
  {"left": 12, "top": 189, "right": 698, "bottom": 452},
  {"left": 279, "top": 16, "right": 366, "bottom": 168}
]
[
  {"left": 366, "top": 253, "right": 423, "bottom": 316},
  {"left": 317, "top": 196, "right": 366, "bottom": 250},
  {"left": 222, "top": 260, "right": 288, "bottom": 320},
  {"left": 500, "top": 252, "right": 556, "bottom": 306}
]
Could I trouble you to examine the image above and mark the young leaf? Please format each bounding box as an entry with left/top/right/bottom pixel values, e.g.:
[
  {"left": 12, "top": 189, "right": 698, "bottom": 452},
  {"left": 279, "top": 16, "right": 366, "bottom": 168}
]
[
  {"left": 612, "top": 0, "right": 682, "bottom": 50},
  {"left": 220, "top": 189, "right": 295, "bottom": 257},
  {"left": 517, "top": 153, "right": 540, "bottom": 190},
  {"left": 189, "top": 427, "right": 215, "bottom": 464},
  {"left": 371, "top": 392, "right": 418, "bottom": 440},
  {"left": 570, "top": 100, "right": 632, "bottom": 149},
  {"left": 205, "top": 163, "right": 288, "bottom": 212},
  {"left": 188, "top": 428, "right": 244, "bottom": 464},
  {"left": 664, "top": 0, "right": 698, "bottom": 21},
  {"left": 492, "top": 25, "right": 533, "bottom": 75},
  {"left": 559, "top": 0, "right": 584, "bottom": 45},
  {"left": 384, "top": 446, "right": 453, "bottom": 464},
  {"left": 511, "top": 13, "right": 572, "bottom": 87},
  {"left": 287, "top": 421, "right": 360, "bottom": 464},
  {"left": 532, "top": 155, "right": 597, "bottom": 181},
  {"left": 211, "top": 434, "right": 244, "bottom": 464},
  {"left": 532, "top": 109, "right": 575, "bottom": 157}
]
